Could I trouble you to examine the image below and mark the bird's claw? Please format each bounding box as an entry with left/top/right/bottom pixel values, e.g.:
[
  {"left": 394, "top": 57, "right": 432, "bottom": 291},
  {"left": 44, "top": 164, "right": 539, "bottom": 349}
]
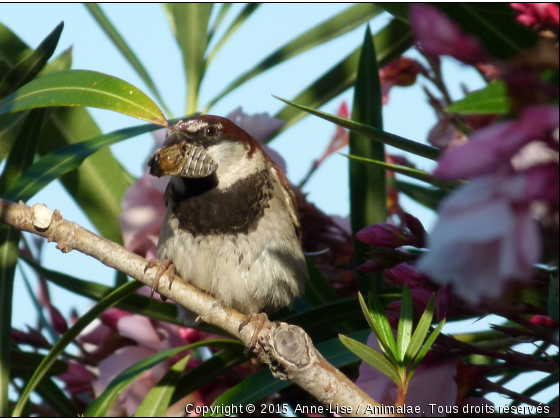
[
  {"left": 144, "top": 259, "right": 176, "bottom": 300},
  {"left": 239, "top": 313, "right": 268, "bottom": 357}
]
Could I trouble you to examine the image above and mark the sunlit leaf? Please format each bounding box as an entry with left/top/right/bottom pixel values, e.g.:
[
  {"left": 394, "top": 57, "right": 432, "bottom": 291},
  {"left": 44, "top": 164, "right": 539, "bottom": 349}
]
[
  {"left": 339, "top": 334, "right": 402, "bottom": 387},
  {"left": 396, "top": 285, "right": 413, "bottom": 363},
  {"left": 406, "top": 319, "right": 445, "bottom": 385},
  {"left": 392, "top": 179, "right": 448, "bottom": 211},
  {"left": 85, "top": 4, "right": 171, "bottom": 116},
  {"left": 0, "top": 70, "right": 168, "bottom": 126},
  {"left": 171, "top": 4, "right": 213, "bottom": 113},
  {"left": 404, "top": 295, "right": 435, "bottom": 366},
  {"left": 134, "top": 355, "right": 191, "bottom": 417},
  {"left": 367, "top": 292, "right": 398, "bottom": 363},
  {"left": 446, "top": 81, "right": 510, "bottom": 115}
]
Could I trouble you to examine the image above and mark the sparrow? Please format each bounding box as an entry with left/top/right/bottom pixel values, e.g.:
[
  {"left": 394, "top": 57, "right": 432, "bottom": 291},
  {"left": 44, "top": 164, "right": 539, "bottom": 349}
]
[{"left": 146, "top": 115, "right": 308, "bottom": 347}]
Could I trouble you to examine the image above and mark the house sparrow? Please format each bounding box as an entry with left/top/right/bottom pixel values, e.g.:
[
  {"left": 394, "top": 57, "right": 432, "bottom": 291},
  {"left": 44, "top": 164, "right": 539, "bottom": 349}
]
[{"left": 147, "top": 115, "right": 308, "bottom": 346}]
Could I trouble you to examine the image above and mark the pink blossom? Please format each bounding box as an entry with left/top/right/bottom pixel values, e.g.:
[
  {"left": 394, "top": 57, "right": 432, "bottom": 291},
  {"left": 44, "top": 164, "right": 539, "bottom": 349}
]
[
  {"left": 428, "top": 117, "right": 468, "bottom": 150},
  {"left": 58, "top": 362, "right": 96, "bottom": 395},
  {"left": 357, "top": 223, "right": 422, "bottom": 249},
  {"left": 47, "top": 304, "right": 68, "bottom": 334},
  {"left": 434, "top": 105, "right": 559, "bottom": 180},
  {"left": 409, "top": 4, "right": 486, "bottom": 64},
  {"left": 380, "top": 57, "right": 426, "bottom": 104},
  {"left": 417, "top": 175, "right": 542, "bottom": 304},
  {"left": 356, "top": 332, "right": 458, "bottom": 416},
  {"left": 511, "top": 3, "right": 559, "bottom": 29}
]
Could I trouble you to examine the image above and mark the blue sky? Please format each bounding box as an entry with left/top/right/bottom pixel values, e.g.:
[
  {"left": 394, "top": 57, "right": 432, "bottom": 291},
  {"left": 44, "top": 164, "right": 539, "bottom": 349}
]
[{"left": 2, "top": 3, "right": 552, "bottom": 409}]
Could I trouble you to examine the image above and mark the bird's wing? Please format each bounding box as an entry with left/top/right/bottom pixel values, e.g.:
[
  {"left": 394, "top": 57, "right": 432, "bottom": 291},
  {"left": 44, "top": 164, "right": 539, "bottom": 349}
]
[{"left": 269, "top": 163, "right": 302, "bottom": 242}]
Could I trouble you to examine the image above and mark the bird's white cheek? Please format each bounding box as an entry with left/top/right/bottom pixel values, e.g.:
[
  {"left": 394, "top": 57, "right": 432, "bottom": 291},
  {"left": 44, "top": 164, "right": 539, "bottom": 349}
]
[{"left": 207, "top": 143, "right": 266, "bottom": 190}]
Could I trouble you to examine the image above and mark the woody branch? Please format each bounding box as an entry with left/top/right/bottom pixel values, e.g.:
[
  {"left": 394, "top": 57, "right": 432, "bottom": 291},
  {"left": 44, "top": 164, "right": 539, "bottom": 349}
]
[{"left": 0, "top": 198, "right": 385, "bottom": 418}]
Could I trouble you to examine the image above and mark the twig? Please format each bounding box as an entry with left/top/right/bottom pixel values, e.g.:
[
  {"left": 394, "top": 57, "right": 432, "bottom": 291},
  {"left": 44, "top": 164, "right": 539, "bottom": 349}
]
[
  {"left": 477, "top": 378, "right": 549, "bottom": 409},
  {"left": 0, "top": 198, "right": 384, "bottom": 417}
]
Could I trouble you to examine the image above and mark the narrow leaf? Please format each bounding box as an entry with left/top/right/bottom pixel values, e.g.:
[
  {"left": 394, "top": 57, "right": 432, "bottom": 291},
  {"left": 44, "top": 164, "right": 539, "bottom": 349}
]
[
  {"left": 367, "top": 292, "right": 398, "bottom": 361},
  {"left": 207, "top": 3, "right": 381, "bottom": 108},
  {"left": 39, "top": 46, "right": 73, "bottom": 77},
  {"left": 274, "top": 95, "right": 440, "bottom": 160},
  {"left": 0, "top": 226, "right": 19, "bottom": 417},
  {"left": 171, "top": 4, "right": 213, "bottom": 113},
  {"left": 134, "top": 355, "right": 191, "bottom": 417},
  {"left": 343, "top": 153, "right": 457, "bottom": 188},
  {"left": 11, "top": 281, "right": 143, "bottom": 417},
  {"left": 207, "top": 4, "right": 232, "bottom": 42},
  {"left": 0, "top": 22, "right": 63, "bottom": 98},
  {"left": 407, "top": 319, "right": 445, "bottom": 384},
  {"left": 350, "top": 26, "right": 386, "bottom": 295},
  {"left": 304, "top": 256, "right": 340, "bottom": 306},
  {"left": 339, "top": 334, "right": 402, "bottom": 387},
  {"left": 35, "top": 377, "right": 77, "bottom": 417},
  {"left": 393, "top": 179, "right": 448, "bottom": 211},
  {"left": 271, "top": 18, "right": 412, "bottom": 140},
  {"left": 446, "top": 81, "right": 510, "bottom": 115},
  {"left": 0, "top": 109, "right": 46, "bottom": 197},
  {"left": 4, "top": 121, "right": 162, "bottom": 203},
  {"left": 404, "top": 295, "right": 435, "bottom": 366},
  {"left": 85, "top": 4, "right": 171, "bottom": 116},
  {"left": 0, "top": 70, "right": 168, "bottom": 126},
  {"left": 85, "top": 339, "right": 241, "bottom": 417},
  {"left": 396, "top": 285, "right": 413, "bottom": 363},
  {"left": 206, "top": 4, "right": 261, "bottom": 65}
]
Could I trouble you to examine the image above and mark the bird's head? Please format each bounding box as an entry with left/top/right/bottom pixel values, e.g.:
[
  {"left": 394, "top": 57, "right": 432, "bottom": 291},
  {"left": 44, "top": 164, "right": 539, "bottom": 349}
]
[{"left": 148, "top": 115, "right": 267, "bottom": 188}]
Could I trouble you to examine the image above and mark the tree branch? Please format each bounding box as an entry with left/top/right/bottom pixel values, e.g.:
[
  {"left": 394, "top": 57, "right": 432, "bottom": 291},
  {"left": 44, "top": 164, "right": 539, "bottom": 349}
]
[{"left": 0, "top": 198, "right": 385, "bottom": 417}]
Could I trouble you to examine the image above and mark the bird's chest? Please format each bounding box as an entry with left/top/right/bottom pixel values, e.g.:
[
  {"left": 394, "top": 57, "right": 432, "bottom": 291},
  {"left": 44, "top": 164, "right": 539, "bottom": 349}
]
[{"left": 169, "top": 170, "right": 274, "bottom": 236}]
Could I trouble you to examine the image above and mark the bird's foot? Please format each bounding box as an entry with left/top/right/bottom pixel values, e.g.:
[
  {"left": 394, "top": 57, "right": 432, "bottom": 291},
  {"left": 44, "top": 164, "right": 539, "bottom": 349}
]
[
  {"left": 144, "top": 259, "right": 176, "bottom": 300},
  {"left": 239, "top": 312, "right": 268, "bottom": 357}
]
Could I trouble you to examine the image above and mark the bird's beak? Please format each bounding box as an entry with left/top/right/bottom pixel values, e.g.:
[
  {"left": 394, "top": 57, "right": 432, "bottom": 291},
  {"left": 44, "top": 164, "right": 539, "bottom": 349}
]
[{"left": 148, "top": 141, "right": 218, "bottom": 178}]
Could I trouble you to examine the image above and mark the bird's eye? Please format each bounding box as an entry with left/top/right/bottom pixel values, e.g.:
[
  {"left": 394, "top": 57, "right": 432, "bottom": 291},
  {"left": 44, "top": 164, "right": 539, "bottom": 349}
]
[{"left": 205, "top": 126, "right": 218, "bottom": 137}]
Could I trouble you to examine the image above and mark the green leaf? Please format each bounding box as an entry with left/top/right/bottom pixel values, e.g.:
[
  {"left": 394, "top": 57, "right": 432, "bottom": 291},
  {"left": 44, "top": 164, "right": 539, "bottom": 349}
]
[
  {"left": 207, "top": 4, "right": 232, "bottom": 42},
  {"left": 171, "top": 4, "right": 213, "bottom": 114},
  {"left": 367, "top": 292, "right": 398, "bottom": 362},
  {"left": 350, "top": 26, "right": 385, "bottom": 294},
  {"left": 271, "top": 18, "right": 412, "bottom": 140},
  {"left": 86, "top": 339, "right": 241, "bottom": 417},
  {"left": 171, "top": 349, "right": 245, "bottom": 405},
  {"left": 0, "top": 108, "right": 45, "bottom": 197},
  {"left": 4, "top": 121, "right": 161, "bottom": 203},
  {"left": 206, "top": 4, "right": 261, "bottom": 66},
  {"left": 0, "top": 22, "right": 63, "bottom": 98},
  {"left": 85, "top": 4, "right": 172, "bottom": 117},
  {"left": 0, "top": 22, "right": 28, "bottom": 67},
  {"left": 549, "top": 275, "right": 559, "bottom": 323},
  {"left": 435, "top": 4, "right": 539, "bottom": 60},
  {"left": 134, "top": 355, "right": 191, "bottom": 417},
  {"left": 207, "top": 3, "right": 382, "bottom": 109},
  {"left": 10, "top": 350, "right": 67, "bottom": 377},
  {"left": 404, "top": 295, "right": 435, "bottom": 367},
  {"left": 446, "top": 81, "right": 510, "bottom": 115},
  {"left": 0, "top": 70, "right": 168, "bottom": 126},
  {"left": 208, "top": 330, "right": 370, "bottom": 415},
  {"left": 343, "top": 153, "right": 457, "bottom": 189},
  {"left": 274, "top": 95, "right": 440, "bottom": 160},
  {"left": 11, "top": 280, "right": 142, "bottom": 417},
  {"left": 407, "top": 319, "right": 445, "bottom": 385},
  {"left": 377, "top": 4, "right": 410, "bottom": 23},
  {"left": 339, "top": 334, "right": 402, "bottom": 388},
  {"left": 393, "top": 179, "right": 448, "bottom": 211},
  {"left": 397, "top": 285, "right": 413, "bottom": 364},
  {"left": 0, "top": 225, "right": 19, "bottom": 417},
  {"left": 39, "top": 46, "right": 73, "bottom": 77},
  {"left": 0, "top": 112, "right": 27, "bottom": 161}
]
